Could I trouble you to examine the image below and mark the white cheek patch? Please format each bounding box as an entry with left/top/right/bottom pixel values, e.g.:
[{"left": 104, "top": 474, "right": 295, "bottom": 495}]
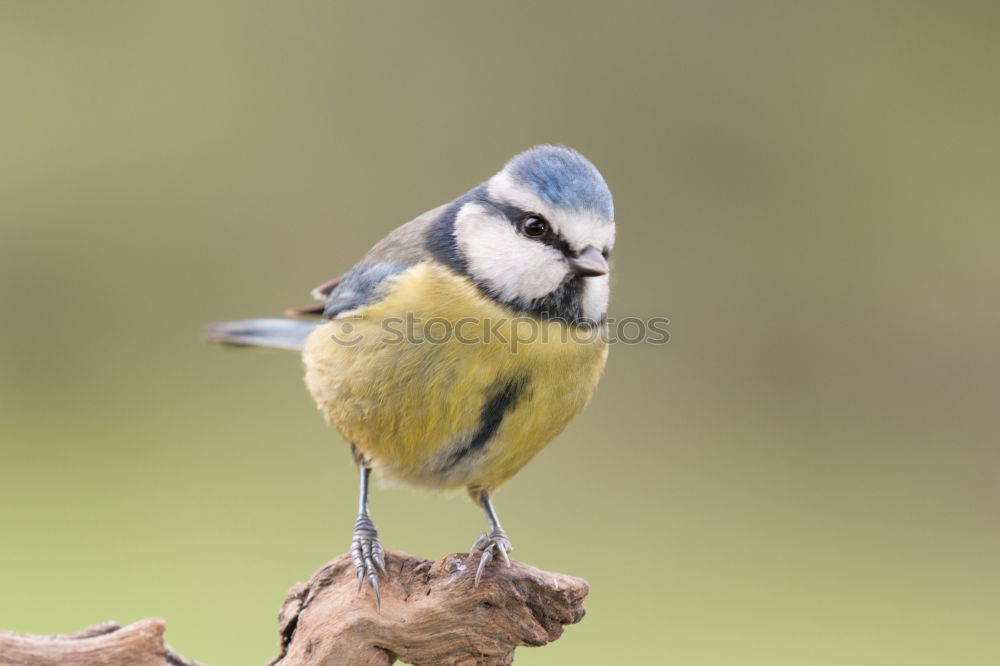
[
  {"left": 455, "top": 203, "right": 569, "bottom": 302},
  {"left": 581, "top": 274, "right": 610, "bottom": 322}
]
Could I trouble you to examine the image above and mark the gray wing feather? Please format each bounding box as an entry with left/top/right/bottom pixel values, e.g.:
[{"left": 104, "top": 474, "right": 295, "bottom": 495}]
[{"left": 359, "top": 203, "right": 445, "bottom": 264}]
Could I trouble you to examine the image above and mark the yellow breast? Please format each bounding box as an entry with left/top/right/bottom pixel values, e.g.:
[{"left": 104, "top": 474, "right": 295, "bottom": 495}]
[{"left": 303, "top": 262, "right": 608, "bottom": 491}]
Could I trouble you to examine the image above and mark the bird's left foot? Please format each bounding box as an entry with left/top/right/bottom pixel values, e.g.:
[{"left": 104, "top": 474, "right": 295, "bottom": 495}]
[
  {"left": 469, "top": 528, "right": 513, "bottom": 586},
  {"left": 351, "top": 513, "right": 386, "bottom": 604}
]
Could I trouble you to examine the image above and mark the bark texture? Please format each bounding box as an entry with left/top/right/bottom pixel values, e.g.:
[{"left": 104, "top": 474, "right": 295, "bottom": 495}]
[{"left": 0, "top": 551, "right": 589, "bottom": 666}]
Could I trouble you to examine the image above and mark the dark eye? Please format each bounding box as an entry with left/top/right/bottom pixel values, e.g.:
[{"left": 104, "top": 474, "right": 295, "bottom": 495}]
[{"left": 521, "top": 215, "right": 549, "bottom": 238}]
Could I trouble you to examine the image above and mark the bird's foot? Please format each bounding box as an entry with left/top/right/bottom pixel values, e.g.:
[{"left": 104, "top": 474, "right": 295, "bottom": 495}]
[
  {"left": 469, "top": 528, "right": 513, "bottom": 586},
  {"left": 351, "top": 513, "right": 386, "bottom": 604}
]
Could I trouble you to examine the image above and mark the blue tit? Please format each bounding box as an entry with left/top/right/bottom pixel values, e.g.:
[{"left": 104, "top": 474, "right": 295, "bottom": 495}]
[{"left": 207, "top": 145, "right": 615, "bottom": 600}]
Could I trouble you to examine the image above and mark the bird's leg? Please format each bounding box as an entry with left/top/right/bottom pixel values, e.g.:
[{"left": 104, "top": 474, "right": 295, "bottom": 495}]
[
  {"left": 350, "top": 463, "right": 386, "bottom": 604},
  {"left": 469, "top": 489, "right": 513, "bottom": 586}
]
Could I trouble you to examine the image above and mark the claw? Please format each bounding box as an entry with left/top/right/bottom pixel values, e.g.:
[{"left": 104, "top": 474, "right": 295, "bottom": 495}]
[
  {"left": 475, "top": 547, "right": 493, "bottom": 586},
  {"left": 352, "top": 541, "right": 365, "bottom": 590},
  {"left": 368, "top": 567, "right": 381, "bottom": 605},
  {"left": 373, "top": 547, "right": 387, "bottom": 575}
]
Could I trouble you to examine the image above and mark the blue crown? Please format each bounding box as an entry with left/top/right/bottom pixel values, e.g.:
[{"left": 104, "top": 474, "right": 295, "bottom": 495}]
[{"left": 506, "top": 145, "right": 613, "bottom": 219}]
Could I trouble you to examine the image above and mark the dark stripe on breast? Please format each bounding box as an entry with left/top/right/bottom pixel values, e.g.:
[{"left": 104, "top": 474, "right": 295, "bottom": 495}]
[{"left": 438, "top": 373, "right": 529, "bottom": 472}]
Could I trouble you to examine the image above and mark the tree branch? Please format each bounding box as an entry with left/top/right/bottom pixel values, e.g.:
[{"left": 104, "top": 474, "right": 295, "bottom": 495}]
[
  {"left": 0, "top": 618, "right": 204, "bottom": 666},
  {"left": 0, "top": 551, "right": 589, "bottom": 666}
]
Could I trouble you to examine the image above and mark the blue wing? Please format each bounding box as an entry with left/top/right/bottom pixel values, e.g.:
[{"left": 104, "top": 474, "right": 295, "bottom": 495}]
[{"left": 321, "top": 261, "right": 412, "bottom": 318}]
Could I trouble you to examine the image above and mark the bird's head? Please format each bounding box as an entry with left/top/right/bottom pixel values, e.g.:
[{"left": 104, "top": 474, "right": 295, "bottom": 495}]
[{"left": 432, "top": 145, "right": 615, "bottom": 324}]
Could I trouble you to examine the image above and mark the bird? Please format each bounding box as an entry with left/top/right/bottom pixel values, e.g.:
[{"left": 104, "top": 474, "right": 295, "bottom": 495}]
[{"left": 206, "top": 145, "right": 615, "bottom": 602}]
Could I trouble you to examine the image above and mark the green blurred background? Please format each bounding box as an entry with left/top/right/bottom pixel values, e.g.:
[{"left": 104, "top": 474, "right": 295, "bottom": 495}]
[{"left": 2, "top": 2, "right": 999, "bottom": 664}]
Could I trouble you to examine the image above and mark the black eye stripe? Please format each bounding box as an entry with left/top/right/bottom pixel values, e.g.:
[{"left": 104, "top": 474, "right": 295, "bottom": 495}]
[
  {"left": 537, "top": 225, "right": 573, "bottom": 255},
  {"left": 519, "top": 213, "right": 572, "bottom": 254},
  {"left": 482, "top": 196, "right": 575, "bottom": 256}
]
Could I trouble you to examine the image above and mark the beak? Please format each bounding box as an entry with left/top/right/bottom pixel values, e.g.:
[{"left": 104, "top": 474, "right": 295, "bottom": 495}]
[{"left": 569, "top": 246, "right": 609, "bottom": 277}]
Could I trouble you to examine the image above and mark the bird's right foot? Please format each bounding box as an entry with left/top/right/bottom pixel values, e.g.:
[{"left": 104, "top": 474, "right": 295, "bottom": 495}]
[{"left": 351, "top": 513, "right": 386, "bottom": 604}]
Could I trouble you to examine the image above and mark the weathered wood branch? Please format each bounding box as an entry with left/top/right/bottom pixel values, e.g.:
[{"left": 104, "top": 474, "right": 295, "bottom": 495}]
[
  {"left": 271, "top": 550, "right": 589, "bottom": 665},
  {"left": 0, "top": 551, "right": 589, "bottom": 666},
  {"left": 0, "top": 618, "right": 204, "bottom": 666}
]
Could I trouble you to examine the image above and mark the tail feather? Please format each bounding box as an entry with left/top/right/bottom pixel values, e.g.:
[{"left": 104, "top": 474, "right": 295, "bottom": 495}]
[{"left": 204, "top": 318, "right": 318, "bottom": 351}]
